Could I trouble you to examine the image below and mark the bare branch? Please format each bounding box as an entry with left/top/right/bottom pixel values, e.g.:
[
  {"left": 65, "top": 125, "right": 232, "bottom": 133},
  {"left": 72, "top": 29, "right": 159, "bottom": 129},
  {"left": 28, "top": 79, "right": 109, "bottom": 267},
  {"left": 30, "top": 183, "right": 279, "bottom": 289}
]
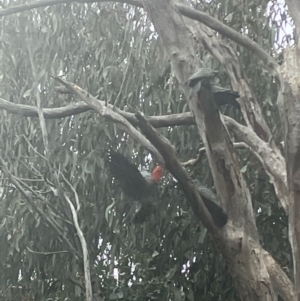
[
  {"left": 0, "top": 95, "right": 288, "bottom": 214},
  {"left": 26, "top": 247, "right": 70, "bottom": 255},
  {"left": 181, "top": 147, "right": 205, "bottom": 167},
  {"left": 135, "top": 112, "right": 217, "bottom": 231},
  {"left": 60, "top": 173, "right": 81, "bottom": 211},
  {"left": 0, "top": 0, "right": 278, "bottom": 76},
  {"left": 0, "top": 0, "right": 72, "bottom": 16},
  {"left": 142, "top": 0, "right": 278, "bottom": 298},
  {"left": 181, "top": 142, "right": 250, "bottom": 167},
  {"left": 0, "top": 97, "right": 194, "bottom": 127},
  {"left": 176, "top": 5, "right": 279, "bottom": 75},
  {"left": 53, "top": 77, "right": 164, "bottom": 164},
  {"left": 224, "top": 116, "right": 288, "bottom": 212},
  {"left": 63, "top": 192, "right": 93, "bottom": 301},
  {"left": 27, "top": 42, "right": 50, "bottom": 156},
  {"left": 0, "top": 0, "right": 143, "bottom": 17}
]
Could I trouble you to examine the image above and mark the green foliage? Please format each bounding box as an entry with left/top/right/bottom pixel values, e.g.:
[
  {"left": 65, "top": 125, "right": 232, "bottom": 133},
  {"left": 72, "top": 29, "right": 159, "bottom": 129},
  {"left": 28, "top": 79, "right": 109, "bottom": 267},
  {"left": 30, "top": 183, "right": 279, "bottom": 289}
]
[{"left": 0, "top": 0, "right": 292, "bottom": 300}]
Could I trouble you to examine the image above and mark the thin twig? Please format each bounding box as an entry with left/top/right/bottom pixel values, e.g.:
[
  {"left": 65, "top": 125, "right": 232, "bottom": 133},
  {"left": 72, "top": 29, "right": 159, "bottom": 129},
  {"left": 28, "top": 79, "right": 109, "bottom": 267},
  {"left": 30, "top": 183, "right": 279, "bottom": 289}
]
[
  {"left": 22, "top": 134, "right": 48, "bottom": 161},
  {"left": 181, "top": 142, "right": 251, "bottom": 166},
  {"left": 0, "top": 156, "right": 79, "bottom": 256},
  {"left": 181, "top": 147, "right": 206, "bottom": 167},
  {"left": 64, "top": 193, "right": 93, "bottom": 301},
  {"left": 27, "top": 44, "right": 50, "bottom": 156},
  {"left": 60, "top": 172, "right": 80, "bottom": 211},
  {"left": 26, "top": 247, "right": 70, "bottom": 255}
]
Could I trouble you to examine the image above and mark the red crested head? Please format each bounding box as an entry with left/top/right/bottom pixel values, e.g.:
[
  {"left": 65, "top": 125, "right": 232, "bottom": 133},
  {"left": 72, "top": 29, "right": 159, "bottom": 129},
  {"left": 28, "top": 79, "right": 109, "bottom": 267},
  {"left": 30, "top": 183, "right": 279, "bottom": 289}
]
[{"left": 151, "top": 165, "right": 163, "bottom": 182}]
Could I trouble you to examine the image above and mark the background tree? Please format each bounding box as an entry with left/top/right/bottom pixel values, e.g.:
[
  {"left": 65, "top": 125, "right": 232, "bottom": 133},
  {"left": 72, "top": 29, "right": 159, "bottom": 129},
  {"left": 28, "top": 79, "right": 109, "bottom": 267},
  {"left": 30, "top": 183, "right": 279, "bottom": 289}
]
[{"left": 0, "top": 0, "right": 298, "bottom": 300}]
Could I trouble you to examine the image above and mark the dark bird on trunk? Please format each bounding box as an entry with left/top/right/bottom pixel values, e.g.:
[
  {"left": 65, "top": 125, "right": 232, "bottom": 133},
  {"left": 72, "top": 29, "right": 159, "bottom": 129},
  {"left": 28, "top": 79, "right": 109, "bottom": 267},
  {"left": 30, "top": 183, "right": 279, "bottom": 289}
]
[
  {"left": 185, "top": 68, "right": 240, "bottom": 109},
  {"left": 212, "top": 85, "right": 240, "bottom": 109}
]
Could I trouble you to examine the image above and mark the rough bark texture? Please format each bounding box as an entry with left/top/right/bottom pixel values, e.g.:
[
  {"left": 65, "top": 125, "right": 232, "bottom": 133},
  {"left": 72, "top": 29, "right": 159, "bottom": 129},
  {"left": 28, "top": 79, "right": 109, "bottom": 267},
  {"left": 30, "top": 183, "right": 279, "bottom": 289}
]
[
  {"left": 142, "top": 0, "right": 277, "bottom": 300},
  {"left": 262, "top": 250, "right": 295, "bottom": 300},
  {"left": 278, "top": 46, "right": 300, "bottom": 301}
]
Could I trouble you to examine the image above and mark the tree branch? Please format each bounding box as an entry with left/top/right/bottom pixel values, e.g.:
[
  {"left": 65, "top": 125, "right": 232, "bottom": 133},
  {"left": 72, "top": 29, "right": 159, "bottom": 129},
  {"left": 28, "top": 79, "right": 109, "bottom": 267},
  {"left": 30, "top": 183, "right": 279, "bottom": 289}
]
[
  {"left": 0, "top": 97, "right": 194, "bottom": 127},
  {"left": 224, "top": 116, "right": 288, "bottom": 212},
  {"left": 0, "top": 0, "right": 143, "bottom": 17},
  {"left": 26, "top": 247, "right": 70, "bottom": 255},
  {"left": 27, "top": 40, "right": 50, "bottom": 156},
  {"left": 53, "top": 77, "right": 164, "bottom": 164},
  {"left": 0, "top": 0, "right": 279, "bottom": 76},
  {"left": 63, "top": 192, "right": 93, "bottom": 301},
  {"left": 135, "top": 112, "right": 217, "bottom": 231},
  {"left": 176, "top": 4, "right": 279, "bottom": 75},
  {"left": 0, "top": 96, "right": 288, "bottom": 214},
  {"left": 180, "top": 3, "right": 275, "bottom": 147},
  {"left": 181, "top": 142, "right": 250, "bottom": 167}
]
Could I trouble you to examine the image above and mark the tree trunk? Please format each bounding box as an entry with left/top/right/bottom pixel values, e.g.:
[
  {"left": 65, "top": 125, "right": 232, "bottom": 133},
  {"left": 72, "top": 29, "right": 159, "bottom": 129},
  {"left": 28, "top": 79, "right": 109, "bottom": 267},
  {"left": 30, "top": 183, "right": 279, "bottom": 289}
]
[{"left": 142, "top": 0, "right": 277, "bottom": 300}]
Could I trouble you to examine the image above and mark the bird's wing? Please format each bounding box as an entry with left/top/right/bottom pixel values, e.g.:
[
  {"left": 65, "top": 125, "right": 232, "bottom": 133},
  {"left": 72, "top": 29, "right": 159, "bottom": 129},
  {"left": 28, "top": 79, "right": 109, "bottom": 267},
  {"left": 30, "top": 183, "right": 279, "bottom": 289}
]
[
  {"left": 212, "top": 85, "right": 240, "bottom": 109},
  {"left": 108, "top": 150, "right": 148, "bottom": 199},
  {"left": 193, "top": 180, "right": 228, "bottom": 227}
]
